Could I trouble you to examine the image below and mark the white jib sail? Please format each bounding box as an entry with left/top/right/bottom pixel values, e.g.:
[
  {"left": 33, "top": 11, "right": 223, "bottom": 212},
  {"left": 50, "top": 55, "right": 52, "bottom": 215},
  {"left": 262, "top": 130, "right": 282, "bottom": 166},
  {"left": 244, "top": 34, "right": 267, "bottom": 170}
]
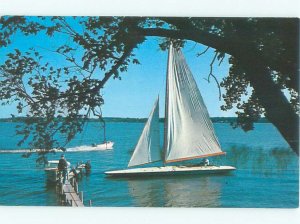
[
  {"left": 128, "top": 97, "right": 161, "bottom": 167},
  {"left": 164, "top": 44, "right": 224, "bottom": 163}
]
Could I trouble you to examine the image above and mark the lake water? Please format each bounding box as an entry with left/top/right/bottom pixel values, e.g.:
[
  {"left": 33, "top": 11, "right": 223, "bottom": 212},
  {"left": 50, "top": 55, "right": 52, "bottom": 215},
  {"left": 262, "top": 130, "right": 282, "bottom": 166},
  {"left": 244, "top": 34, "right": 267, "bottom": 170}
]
[{"left": 0, "top": 121, "right": 298, "bottom": 207}]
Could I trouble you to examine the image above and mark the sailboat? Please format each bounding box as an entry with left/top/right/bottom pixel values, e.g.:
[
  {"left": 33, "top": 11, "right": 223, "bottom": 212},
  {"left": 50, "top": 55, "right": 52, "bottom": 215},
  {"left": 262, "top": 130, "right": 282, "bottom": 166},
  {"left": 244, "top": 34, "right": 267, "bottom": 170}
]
[{"left": 105, "top": 44, "right": 236, "bottom": 177}]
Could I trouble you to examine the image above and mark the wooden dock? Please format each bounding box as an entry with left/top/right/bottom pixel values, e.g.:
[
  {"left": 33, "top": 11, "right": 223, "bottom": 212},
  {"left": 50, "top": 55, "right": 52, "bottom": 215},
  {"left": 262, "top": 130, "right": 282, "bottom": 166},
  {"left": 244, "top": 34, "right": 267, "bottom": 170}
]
[
  {"left": 59, "top": 178, "right": 84, "bottom": 207},
  {"left": 57, "top": 165, "right": 87, "bottom": 207}
]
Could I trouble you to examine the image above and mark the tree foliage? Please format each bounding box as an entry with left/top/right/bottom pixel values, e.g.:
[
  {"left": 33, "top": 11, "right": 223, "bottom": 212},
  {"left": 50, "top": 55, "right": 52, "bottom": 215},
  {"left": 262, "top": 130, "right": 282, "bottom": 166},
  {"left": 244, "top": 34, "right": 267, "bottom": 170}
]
[{"left": 0, "top": 16, "right": 298, "bottom": 159}]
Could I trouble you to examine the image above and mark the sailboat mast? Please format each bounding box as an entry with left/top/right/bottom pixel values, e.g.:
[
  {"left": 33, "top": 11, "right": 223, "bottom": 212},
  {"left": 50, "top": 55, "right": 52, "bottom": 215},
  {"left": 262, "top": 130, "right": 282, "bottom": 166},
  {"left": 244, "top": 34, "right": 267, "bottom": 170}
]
[{"left": 163, "top": 43, "right": 172, "bottom": 164}]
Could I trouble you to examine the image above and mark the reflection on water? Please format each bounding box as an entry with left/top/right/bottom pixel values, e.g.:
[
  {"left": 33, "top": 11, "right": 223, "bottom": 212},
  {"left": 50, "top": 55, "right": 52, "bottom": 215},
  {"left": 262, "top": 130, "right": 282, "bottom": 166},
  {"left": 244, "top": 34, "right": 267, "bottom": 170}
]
[
  {"left": 164, "top": 176, "right": 221, "bottom": 207},
  {"left": 126, "top": 175, "right": 223, "bottom": 207},
  {"left": 44, "top": 182, "right": 59, "bottom": 205},
  {"left": 118, "top": 146, "right": 298, "bottom": 208},
  {"left": 128, "top": 179, "right": 163, "bottom": 206}
]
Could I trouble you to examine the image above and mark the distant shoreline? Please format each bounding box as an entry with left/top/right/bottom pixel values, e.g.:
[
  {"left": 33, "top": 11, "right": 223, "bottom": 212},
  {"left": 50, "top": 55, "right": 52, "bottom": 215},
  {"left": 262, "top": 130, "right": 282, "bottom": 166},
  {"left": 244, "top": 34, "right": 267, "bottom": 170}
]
[{"left": 0, "top": 117, "right": 270, "bottom": 123}]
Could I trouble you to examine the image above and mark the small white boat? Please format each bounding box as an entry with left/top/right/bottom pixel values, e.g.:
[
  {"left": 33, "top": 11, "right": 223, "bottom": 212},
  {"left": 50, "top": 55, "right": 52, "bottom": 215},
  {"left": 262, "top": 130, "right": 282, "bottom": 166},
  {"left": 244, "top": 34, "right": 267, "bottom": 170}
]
[
  {"left": 44, "top": 160, "right": 70, "bottom": 183},
  {"left": 65, "top": 141, "right": 114, "bottom": 152},
  {"left": 105, "top": 43, "right": 236, "bottom": 177},
  {"left": 93, "top": 141, "right": 114, "bottom": 150}
]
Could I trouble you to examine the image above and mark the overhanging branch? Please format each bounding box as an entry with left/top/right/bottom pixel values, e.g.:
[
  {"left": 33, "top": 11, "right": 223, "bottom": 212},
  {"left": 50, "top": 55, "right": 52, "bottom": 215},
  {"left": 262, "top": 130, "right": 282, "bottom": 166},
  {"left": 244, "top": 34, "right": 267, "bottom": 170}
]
[
  {"left": 137, "top": 27, "right": 235, "bottom": 56},
  {"left": 94, "top": 41, "right": 140, "bottom": 92}
]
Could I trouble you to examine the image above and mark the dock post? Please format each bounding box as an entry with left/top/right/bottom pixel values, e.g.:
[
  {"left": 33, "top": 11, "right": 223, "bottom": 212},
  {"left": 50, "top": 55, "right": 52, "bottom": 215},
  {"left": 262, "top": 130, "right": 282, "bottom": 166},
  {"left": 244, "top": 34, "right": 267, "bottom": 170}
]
[
  {"left": 89, "top": 200, "right": 92, "bottom": 207},
  {"left": 74, "top": 180, "right": 78, "bottom": 193},
  {"left": 79, "top": 191, "right": 83, "bottom": 202},
  {"left": 60, "top": 183, "right": 63, "bottom": 196},
  {"left": 62, "top": 192, "right": 66, "bottom": 205}
]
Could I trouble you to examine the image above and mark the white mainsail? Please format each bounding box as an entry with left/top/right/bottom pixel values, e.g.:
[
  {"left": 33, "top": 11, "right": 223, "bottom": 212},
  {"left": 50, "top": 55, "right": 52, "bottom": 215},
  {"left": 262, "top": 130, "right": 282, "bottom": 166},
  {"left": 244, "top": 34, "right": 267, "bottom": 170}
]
[
  {"left": 128, "top": 97, "right": 161, "bottom": 167},
  {"left": 164, "top": 44, "right": 225, "bottom": 163}
]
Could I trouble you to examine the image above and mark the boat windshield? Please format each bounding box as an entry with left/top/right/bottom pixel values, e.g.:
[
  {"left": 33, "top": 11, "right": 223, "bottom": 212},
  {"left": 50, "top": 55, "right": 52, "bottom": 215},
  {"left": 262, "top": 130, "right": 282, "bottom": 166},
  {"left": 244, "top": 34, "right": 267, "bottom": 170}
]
[{"left": 45, "top": 161, "right": 59, "bottom": 168}]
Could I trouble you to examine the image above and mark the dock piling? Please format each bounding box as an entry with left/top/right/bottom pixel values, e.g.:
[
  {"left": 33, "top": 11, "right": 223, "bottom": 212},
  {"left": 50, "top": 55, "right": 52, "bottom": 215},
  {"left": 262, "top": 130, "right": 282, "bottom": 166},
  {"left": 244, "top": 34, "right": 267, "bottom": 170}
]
[{"left": 79, "top": 191, "right": 83, "bottom": 202}]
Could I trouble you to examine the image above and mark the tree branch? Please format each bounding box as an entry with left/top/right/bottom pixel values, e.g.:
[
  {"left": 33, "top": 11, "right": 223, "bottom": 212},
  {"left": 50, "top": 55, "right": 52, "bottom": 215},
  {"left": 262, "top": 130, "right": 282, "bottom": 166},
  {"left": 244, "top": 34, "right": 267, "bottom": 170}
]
[
  {"left": 197, "top": 46, "right": 210, "bottom": 57},
  {"left": 203, "top": 52, "right": 221, "bottom": 100},
  {"left": 137, "top": 27, "right": 235, "bottom": 56},
  {"left": 95, "top": 41, "right": 139, "bottom": 91}
]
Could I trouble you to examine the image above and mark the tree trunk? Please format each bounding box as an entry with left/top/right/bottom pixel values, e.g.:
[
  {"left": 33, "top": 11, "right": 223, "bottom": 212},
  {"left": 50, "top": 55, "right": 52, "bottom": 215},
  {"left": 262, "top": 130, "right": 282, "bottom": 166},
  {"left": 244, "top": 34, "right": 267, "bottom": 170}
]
[{"left": 240, "top": 58, "right": 299, "bottom": 155}]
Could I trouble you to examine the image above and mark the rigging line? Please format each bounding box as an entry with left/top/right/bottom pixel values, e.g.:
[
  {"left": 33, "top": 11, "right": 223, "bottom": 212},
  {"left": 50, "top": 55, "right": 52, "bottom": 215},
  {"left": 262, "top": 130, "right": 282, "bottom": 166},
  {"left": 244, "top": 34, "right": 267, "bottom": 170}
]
[
  {"left": 98, "top": 106, "right": 106, "bottom": 141},
  {"left": 184, "top": 42, "right": 198, "bottom": 53},
  {"left": 79, "top": 121, "right": 88, "bottom": 146},
  {"left": 95, "top": 105, "right": 107, "bottom": 148}
]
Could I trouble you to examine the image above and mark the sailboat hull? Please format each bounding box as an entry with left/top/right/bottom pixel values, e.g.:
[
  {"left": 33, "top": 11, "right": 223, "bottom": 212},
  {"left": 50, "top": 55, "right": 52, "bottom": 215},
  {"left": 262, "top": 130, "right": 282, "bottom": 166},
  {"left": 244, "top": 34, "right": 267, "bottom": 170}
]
[{"left": 105, "top": 165, "right": 236, "bottom": 177}]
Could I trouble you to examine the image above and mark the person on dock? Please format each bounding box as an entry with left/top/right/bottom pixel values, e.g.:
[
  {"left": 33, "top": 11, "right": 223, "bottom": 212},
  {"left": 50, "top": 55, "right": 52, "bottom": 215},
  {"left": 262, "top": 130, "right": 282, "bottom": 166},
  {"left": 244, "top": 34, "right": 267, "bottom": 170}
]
[
  {"left": 70, "top": 166, "right": 78, "bottom": 178},
  {"left": 58, "top": 154, "right": 68, "bottom": 184},
  {"left": 85, "top": 160, "right": 92, "bottom": 173}
]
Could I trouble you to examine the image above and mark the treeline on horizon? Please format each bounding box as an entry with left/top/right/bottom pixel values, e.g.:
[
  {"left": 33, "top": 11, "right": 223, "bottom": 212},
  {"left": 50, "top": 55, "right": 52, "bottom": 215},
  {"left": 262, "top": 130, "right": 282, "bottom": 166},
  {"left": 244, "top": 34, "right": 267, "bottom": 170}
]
[{"left": 0, "top": 116, "right": 270, "bottom": 123}]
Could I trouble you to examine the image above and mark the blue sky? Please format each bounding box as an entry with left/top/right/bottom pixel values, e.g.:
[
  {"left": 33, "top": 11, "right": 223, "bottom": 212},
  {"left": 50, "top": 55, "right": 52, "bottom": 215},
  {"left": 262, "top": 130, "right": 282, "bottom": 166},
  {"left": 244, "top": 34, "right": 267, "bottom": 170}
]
[
  {"left": 102, "top": 39, "right": 235, "bottom": 118},
  {"left": 0, "top": 19, "right": 236, "bottom": 118}
]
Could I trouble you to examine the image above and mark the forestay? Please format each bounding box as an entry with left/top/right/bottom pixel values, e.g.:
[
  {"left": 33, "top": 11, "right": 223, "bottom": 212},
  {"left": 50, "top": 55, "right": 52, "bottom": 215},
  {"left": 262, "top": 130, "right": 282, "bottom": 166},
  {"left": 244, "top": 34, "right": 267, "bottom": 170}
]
[
  {"left": 128, "top": 97, "right": 161, "bottom": 167},
  {"left": 164, "top": 44, "right": 225, "bottom": 163}
]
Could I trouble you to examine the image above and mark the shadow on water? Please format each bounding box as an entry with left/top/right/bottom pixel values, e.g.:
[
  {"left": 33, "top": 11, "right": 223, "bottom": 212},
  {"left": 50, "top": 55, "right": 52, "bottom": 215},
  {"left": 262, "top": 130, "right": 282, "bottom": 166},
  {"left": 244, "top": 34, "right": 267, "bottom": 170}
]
[{"left": 213, "top": 146, "right": 298, "bottom": 176}]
